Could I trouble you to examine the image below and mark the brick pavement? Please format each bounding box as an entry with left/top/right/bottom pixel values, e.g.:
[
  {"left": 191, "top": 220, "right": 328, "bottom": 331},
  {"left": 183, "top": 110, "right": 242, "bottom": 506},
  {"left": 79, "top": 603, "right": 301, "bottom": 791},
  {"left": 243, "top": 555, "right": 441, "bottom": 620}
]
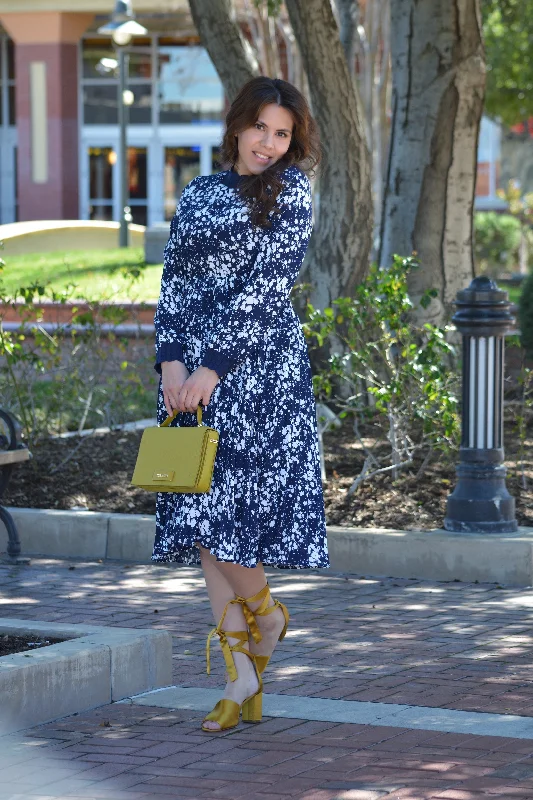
[{"left": 3, "top": 558, "right": 533, "bottom": 798}]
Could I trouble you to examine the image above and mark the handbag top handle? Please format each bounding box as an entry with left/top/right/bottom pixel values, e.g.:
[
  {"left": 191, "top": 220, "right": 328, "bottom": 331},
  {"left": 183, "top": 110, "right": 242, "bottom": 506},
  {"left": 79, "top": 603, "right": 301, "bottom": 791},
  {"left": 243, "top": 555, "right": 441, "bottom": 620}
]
[{"left": 160, "top": 405, "right": 205, "bottom": 428}]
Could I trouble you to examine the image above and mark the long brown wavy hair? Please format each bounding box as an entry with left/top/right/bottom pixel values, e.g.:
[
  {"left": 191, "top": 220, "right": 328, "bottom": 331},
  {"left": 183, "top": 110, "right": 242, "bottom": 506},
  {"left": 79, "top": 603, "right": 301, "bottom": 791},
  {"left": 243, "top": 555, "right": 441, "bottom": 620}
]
[{"left": 216, "top": 76, "right": 321, "bottom": 228}]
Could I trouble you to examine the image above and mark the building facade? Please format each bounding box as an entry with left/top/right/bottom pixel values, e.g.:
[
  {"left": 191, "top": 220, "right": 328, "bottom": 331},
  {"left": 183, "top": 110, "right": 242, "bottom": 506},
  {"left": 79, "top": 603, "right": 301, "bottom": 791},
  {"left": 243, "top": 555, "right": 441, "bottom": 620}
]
[
  {"left": 0, "top": 0, "right": 230, "bottom": 227},
  {"left": 0, "top": 0, "right": 503, "bottom": 228}
]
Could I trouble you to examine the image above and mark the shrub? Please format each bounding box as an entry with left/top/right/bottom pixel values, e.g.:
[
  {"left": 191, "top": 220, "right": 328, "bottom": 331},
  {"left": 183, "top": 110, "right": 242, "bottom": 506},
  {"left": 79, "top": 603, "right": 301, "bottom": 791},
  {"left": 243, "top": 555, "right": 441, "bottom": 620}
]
[
  {"left": 474, "top": 212, "right": 522, "bottom": 276},
  {"left": 303, "top": 255, "right": 460, "bottom": 490},
  {"left": 0, "top": 268, "right": 154, "bottom": 445},
  {"left": 519, "top": 270, "right": 533, "bottom": 357}
]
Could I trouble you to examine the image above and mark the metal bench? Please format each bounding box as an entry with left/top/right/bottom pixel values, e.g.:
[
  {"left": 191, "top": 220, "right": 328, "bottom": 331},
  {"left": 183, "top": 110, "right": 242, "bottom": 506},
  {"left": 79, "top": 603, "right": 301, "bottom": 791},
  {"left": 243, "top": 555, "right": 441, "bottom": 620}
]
[{"left": 0, "top": 410, "right": 31, "bottom": 564}]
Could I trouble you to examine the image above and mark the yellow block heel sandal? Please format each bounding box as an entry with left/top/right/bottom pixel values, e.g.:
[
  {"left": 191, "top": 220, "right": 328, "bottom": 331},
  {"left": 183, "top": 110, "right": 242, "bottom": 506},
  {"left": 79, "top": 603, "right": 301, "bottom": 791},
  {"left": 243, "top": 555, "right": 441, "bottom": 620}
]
[
  {"left": 201, "top": 599, "right": 263, "bottom": 733},
  {"left": 236, "top": 584, "right": 290, "bottom": 678}
]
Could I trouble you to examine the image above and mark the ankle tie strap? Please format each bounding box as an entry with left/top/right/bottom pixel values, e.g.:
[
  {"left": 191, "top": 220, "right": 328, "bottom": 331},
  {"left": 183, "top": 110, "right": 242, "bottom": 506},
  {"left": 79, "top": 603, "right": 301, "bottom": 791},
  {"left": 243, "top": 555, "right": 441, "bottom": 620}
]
[
  {"left": 206, "top": 627, "right": 248, "bottom": 681},
  {"left": 205, "top": 597, "right": 254, "bottom": 681},
  {"left": 237, "top": 601, "right": 262, "bottom": 644},
  {"left": 234, "top": 584, "right": 273, "bottom": 644},
  {"left": 235, "top": 583, "right": 290, "bottom": 643}
]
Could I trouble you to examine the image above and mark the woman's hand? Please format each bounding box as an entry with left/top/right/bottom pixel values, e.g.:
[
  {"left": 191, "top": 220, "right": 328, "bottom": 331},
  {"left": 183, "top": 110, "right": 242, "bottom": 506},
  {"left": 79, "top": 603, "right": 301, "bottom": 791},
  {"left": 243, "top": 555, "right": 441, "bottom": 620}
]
[
  {"left": 177, "top": 366, "right": 220, "bottom": 413},
  {"left": 161, "top": 360, "right": 190, "bottom": 417}
]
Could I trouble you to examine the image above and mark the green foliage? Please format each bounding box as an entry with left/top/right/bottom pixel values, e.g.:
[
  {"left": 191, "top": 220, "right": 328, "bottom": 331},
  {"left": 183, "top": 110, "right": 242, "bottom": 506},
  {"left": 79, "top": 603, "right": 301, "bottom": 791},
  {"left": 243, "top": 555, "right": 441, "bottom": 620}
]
[
  {"left": 498, "top": 179, "right": 533, "bottom": 223},
  {"left": 303, "top": 255, "right": 460, "bottom": 489},
  {"left": 0, "top": 261, "right": 154, "bottom": 445},
  {"left": 519, "top": 271, "right": 533, "bottom": 357},
  {"left": 483, "top": 0, "right": 533, "bottom": 125},
  {"left": 514, "top": 361, "right": 533, "bottom": 489},
  {"left": 474, "top": 212, "right": 522, "bottom": 275},
  {"left": 253, "top": 0, "right": 283, "bottom": 15}
]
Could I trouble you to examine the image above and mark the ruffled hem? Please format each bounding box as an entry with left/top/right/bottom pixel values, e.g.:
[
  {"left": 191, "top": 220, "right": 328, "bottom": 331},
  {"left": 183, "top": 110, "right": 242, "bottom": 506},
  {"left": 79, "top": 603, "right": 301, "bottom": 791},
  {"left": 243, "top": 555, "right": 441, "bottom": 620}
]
[{"left": 151, "top": 537, "right": 330, "bottom": 570}]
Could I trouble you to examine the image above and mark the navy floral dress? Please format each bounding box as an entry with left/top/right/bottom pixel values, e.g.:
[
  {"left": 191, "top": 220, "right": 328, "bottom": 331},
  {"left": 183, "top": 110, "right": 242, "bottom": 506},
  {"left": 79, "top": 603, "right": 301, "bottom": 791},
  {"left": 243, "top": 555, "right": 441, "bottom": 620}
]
[{"left": 151, "top": 163, "right": 329, "bottom": 570}]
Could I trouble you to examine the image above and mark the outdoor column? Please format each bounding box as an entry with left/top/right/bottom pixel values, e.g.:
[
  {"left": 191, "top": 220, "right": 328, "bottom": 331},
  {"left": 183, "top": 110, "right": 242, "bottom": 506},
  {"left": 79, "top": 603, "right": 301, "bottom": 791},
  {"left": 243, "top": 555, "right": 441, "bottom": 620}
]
[
  {"left": 444, "top": 276, "right": 517, "bottom": 533},
  {"left": 0, "top": 12, "right": 93, "bottom": 221}
]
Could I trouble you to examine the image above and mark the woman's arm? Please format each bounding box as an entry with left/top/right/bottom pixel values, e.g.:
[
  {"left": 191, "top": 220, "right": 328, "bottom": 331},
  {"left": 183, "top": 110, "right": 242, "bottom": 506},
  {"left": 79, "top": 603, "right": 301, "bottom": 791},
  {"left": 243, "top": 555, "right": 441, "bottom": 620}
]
[
  {"left": 200, "top": 168, "right": 313, "bottom": 378},
  {"left": 153, "top": 180, "right": 198, "bottom": 374}
]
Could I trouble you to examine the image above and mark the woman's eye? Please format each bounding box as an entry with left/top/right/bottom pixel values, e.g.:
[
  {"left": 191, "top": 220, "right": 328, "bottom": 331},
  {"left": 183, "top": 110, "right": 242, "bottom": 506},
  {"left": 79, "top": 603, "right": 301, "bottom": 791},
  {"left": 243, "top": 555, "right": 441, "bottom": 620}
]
[{"left": 254, "top": 123, "right": 287, "bottom": 137}]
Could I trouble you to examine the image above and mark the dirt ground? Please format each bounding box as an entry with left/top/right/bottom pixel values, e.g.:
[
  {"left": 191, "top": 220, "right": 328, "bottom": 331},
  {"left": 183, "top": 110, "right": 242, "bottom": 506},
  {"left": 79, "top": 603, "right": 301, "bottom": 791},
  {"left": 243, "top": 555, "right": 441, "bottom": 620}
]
[
  {"left": 0, "top": 634, "right": 66, "bottom": 657},
  {"left": 3, "top": 416, "right": 532, "bottom": 529}
]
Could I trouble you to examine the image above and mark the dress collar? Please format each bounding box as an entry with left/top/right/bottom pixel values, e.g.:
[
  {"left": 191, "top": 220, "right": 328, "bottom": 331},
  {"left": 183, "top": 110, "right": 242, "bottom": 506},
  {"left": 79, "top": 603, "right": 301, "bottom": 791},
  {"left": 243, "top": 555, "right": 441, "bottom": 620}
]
[{"left": 219, "top": 167, "right": 248, "bottom": 188}]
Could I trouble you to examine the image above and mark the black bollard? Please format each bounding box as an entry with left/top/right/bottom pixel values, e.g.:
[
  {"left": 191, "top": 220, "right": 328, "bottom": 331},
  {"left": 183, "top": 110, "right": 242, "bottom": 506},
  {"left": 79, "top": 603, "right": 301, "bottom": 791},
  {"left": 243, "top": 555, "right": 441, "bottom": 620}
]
[{"left": 444, "top": 276, "right": 518, "bottom": 533}]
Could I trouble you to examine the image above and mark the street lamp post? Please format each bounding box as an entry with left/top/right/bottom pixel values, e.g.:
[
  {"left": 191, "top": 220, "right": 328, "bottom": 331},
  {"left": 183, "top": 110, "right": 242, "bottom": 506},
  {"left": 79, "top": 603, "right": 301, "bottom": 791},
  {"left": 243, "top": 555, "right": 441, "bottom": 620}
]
[
  {"left": 97, "top": 1, "right": 147, "bottom": 248},
  {"left": 117, "top": 45, "right": 130, "bottom": 247},
  {"left": 444, "top": 276, "right": 517, "bottom": 533}
]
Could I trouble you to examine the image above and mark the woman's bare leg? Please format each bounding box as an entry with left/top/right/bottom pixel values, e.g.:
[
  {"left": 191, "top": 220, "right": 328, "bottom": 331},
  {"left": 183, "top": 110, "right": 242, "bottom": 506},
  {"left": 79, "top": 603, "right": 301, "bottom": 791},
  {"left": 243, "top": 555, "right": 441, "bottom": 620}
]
[
  {"left": 198, "top": 545, "right": 261, "bottom": 731},
  {"left": 199, "top": 546, "right": 287, "bottom": 678}
]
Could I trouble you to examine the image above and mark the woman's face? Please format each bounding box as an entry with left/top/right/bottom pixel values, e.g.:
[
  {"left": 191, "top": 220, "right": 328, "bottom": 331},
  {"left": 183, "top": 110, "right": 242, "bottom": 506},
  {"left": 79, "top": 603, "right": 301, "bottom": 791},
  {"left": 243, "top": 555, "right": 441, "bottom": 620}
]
[{"left": 235, "top": 103, "right": 294, "bottom": 175}]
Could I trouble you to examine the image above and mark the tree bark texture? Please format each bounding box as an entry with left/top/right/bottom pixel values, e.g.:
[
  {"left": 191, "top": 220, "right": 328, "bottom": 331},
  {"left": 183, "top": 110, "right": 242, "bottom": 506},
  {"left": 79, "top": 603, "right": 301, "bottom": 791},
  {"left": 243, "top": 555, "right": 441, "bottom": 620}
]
[
  {"left": 379, "top": 0, "right": 485, "bottom": 324},
  {"left": 285, "top": 0, "right": 373, "bottom": 307},
  {"left": 188, "top": 0, "right": 259, "bottom": 101}
]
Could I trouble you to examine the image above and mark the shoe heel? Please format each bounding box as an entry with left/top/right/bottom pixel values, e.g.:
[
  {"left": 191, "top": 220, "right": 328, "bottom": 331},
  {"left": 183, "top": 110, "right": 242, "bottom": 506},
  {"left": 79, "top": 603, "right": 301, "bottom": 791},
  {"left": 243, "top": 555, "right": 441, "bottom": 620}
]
[{"left": 242, "top": 691, "right": 262, "bottom": 723}]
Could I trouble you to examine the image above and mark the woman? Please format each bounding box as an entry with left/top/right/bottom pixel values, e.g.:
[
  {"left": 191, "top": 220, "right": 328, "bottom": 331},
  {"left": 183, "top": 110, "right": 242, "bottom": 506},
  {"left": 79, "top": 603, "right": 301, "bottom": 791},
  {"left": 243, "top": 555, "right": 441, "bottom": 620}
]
[{"left": 152, "top": 76, "right": 330, "bottom": 732}]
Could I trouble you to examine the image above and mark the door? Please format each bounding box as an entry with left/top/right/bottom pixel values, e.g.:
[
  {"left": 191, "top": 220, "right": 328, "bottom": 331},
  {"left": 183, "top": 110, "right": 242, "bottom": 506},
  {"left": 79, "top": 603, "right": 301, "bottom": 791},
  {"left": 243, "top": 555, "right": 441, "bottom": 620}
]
[
  {"left": 87, "top": 146, "right": 114, "bottom": 221},
  {"left": 163, "top": 145, "right": 201, "bottom": 220},
  {"left": 82, "top": 142, "right": 149, "bottom": 226}
]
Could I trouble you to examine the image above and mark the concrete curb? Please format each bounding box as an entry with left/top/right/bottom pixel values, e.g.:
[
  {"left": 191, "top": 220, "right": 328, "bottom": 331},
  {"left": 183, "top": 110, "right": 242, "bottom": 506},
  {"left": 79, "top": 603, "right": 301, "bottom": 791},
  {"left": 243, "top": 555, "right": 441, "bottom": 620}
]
[
  {"left": 123, "top": 685, "right": 533, "bottom": 739},
  {"left": 4, "top": 507, "right": 533, "bottom": 586},
  {"left": 0, "top": 619, "right": 172, "bottom": 735}
]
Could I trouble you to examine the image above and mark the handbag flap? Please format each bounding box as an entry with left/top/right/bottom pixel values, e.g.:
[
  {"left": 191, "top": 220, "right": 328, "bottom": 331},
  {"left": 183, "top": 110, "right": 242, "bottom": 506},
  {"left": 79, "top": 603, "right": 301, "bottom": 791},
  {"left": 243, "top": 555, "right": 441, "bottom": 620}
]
[{"left": 133, "top": 426, "right": 215, "bottom": 488}]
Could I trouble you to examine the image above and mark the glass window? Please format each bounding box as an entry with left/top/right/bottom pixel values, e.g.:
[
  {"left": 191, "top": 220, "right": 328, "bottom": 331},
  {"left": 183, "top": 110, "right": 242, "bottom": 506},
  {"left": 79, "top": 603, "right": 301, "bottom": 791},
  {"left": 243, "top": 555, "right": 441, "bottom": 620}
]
[
  {"left": 128, "top": 147, "right": 147, "bottom": 200},
  {"left": 82, "top": 39, "right": 117, "bottom": 80},
  {"left": 84, "top": 85, "right": 118, "bottom": 125},
  {"left": 130, "top": 206, "right": 147, "bottom": 226},
  {"left": 8, "top": 85, "right": 15, "bottom": 126},
  {"left": 7, "top": 38, "right": 14, "bottom": 80},
  {"left": 212, "top": 146, "right": 224, "bottom": 173},
  {"left": 128, "top": 148, "right": 148, "bottom": 224},
  {"left": 158, "top": 45, "right": 224, "bottom": 124},
  {"left": 90, "top": 204, "right": 114, "bottom": 222},
  {"left": 128, "top": 50, "right": 152, "bottom": 80},
  {"left": 89, "top": 147, "right": 114, "bottom": 200},
  {"left": 164, "top": 146, "right": 200, "bottom": 220},
  {"left": 127, "top": 83, "right": 152, "bottom": 124},
  {"left": 0, "top": 36, "right": 16, "bottom": 126}
]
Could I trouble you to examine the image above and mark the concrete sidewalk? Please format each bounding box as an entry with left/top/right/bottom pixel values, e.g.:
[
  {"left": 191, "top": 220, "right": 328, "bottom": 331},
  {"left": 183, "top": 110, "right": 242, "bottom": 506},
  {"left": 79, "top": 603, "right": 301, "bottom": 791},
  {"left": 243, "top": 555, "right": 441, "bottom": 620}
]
[{"left": 3, "top": 558, "right": 533, "bottom": 799}]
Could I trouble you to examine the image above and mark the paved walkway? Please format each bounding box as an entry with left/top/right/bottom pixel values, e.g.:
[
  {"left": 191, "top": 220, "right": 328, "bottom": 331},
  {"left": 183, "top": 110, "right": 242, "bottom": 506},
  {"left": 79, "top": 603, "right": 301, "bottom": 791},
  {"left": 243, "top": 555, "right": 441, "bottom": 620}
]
[{"left": 3, "top": 557, "right": 533, "bottom": 799}]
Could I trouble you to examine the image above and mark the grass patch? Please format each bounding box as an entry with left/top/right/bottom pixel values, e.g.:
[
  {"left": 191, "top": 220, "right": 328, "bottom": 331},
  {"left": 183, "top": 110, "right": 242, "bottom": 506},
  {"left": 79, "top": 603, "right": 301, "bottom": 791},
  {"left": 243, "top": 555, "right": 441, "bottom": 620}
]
[
  {"left": 2, "top": 248, "right": 163, "bottom": 302},
  {"left": 508, "top": 284, "right": 522, "bottom": 306}
]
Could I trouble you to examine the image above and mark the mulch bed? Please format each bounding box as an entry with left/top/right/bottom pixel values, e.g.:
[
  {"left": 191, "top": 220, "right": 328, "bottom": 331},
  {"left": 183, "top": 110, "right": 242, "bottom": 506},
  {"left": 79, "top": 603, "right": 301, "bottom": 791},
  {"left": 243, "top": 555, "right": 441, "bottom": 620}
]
[
  {"left": 0, "top": 635, "right": 66, "bottom": 657},
  {"left": 3, "top": 417, "right": 532, "bottom": 529}
]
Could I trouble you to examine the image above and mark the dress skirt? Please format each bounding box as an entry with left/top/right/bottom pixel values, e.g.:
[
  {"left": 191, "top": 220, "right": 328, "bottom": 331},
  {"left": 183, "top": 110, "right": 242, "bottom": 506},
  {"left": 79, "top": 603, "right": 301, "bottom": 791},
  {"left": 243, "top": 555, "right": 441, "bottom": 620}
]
[{"left": 151, "top": 305, "right": 329, "bottom": 569}]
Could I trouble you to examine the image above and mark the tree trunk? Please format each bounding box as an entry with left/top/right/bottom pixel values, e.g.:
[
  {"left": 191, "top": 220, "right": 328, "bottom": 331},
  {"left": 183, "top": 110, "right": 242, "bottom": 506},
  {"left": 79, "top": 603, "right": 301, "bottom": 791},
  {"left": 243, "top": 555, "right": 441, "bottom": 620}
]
[
  {"left": 188, "top": 0, "right": 259, "bottom": 100},
  {"left": 334, "top": 0, "right": 393, "bottom": 262},
  {"left": 335, "top": 0, "right": 359, "bottom": 79},
  {"left": 379, "top": 0, "right": 485, "bottom": 324},
  {"left": 285, "top": 0, "right": 373, "bottom": 308},
  {"left": 188, "top": 0, "right": 373, "bottom": 384}
]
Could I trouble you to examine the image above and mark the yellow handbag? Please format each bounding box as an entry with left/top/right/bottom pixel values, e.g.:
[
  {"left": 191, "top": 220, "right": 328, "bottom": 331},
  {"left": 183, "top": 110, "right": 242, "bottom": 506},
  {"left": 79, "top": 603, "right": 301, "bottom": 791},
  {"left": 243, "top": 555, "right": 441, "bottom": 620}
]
[{"left": 131, "top": 405, "right": 219, "bottom": 493}]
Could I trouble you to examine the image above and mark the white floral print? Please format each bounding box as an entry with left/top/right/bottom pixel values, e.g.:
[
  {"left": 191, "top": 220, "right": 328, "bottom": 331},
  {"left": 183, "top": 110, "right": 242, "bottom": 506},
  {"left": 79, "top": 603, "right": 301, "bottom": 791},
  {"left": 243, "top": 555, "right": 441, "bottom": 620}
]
[{"left": 151, "top": 164, "right": 329, "bottom": 569}]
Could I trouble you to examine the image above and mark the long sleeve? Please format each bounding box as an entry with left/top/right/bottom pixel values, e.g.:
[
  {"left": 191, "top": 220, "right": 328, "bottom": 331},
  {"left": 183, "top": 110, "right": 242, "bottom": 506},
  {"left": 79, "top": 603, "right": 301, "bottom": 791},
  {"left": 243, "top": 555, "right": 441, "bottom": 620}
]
[
  {"left": 153, "top": 181, "right": 196, "bottom": 375},
  {"left": 200, "top": 169, "right": 313, "bottom": 379}
]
